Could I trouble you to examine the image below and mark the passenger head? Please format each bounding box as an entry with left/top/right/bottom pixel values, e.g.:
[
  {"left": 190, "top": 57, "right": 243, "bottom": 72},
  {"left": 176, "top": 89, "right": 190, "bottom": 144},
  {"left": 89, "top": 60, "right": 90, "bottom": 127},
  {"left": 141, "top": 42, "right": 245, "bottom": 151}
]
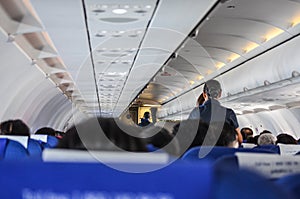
[
  {"left": 35, "top": 127, "right": 56, "bottom": 136},
  {"left": 276, "top": 133, "right": 297, "bottom": 145},
  {"left": 208, "top": 122, "right": 239, "bottom": 148},
  {"left": 141, "top": 126, "right": 180, "bottom": 156},
  {"left": 143, "top": 112, "right": 150, "bottom": 119},
  {"left": 196, "top": 93, "right": 205, "bottom": 106},
  {"left": 0, "top": 119, "right": 30, "bottom": 136},
  {"left": 203, "top": 79, "right": 222, "bottom": 100},
  {"left": 56, "top": 117, "right": 147, "bottom": 152},
  {"left": 260, "top": 130, "right": 272, "bottom": 135},
  {"left": 176, "top": 120, "right": 238, "bottom": 153},
  {"left": 257, "top": 133, "right": 276, "bottom": 146},
  {"left": 241, "top": 127, "right": 254, "bottom": 140}
]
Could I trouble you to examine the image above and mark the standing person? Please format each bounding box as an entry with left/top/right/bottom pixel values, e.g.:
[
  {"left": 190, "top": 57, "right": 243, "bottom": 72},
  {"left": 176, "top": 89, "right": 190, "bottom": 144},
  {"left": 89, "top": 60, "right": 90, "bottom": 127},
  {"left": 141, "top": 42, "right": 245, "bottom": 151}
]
[
  {"left": 188, "top": 79, "right": 243, "bottom": 144},
  {"left": 138, "top": 112, "right": 152, "bottom": 127}
]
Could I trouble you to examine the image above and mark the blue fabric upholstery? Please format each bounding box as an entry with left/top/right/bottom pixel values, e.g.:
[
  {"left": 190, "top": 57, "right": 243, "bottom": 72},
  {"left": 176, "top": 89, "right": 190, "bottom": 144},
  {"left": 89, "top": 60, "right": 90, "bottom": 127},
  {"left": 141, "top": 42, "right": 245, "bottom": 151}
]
[
  {"left": 44, "top": 136, "right": 58, "bottom": 148},
  {"left": 182, "top": 146, "right": 276, "bottom": 161},
  {"left": 27, "top": 139, "right": 43, "bottom": 158},
  {"left": 0, "top": 139, "right": 8, "bottom": 159},
  {"left": 0, "top": 160, "right": 213, "bottom": 198},
  {"left": 275, "top": 173, "right": 300, "bottom": 198},
  {"left": 3, "top": 139, "right": 28, "bottom": 160},
  {"left": 253, "top": 145, "right": 280, "bottom": 154},
  {"left": 213, "top": 166, "right": 295, "bottom": 199}
]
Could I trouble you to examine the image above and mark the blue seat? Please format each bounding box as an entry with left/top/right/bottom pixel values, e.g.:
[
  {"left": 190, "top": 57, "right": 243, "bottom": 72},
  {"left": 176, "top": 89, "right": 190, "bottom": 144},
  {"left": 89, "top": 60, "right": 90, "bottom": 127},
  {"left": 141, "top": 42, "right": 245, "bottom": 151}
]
[
  {"left": 27, "top": 139, "right": 43, "bottom": 158},
  {"left": 182, "top": 146, "right": 276, "bottom": 161},
  {"left": 0, "top": 139, "right": 8, "bottom": 159},
  {"left": 44, "top": 136, "right": 58, "bottom": 148},
  {"left": 253, "top": 144, "right": 280, "bottom": 154},
  {"left": 213, "top": 164, "right": 295, "bottom": 199},
  {"left": 0, "top": 160, "right": 213, "bottom": 198},
  {"left": 276, "top": 173, "right": 300, "bottom": 198},
  {"left": 3, "top": 139, "right": 29, "bottom": 160}
]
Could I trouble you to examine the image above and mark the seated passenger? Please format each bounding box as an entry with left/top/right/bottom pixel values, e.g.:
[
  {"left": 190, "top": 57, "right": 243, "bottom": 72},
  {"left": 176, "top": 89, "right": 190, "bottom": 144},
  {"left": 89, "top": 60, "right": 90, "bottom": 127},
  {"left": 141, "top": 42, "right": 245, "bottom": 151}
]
[
  {"left": 174, "top": 119, "right": 239, "bottom": 154},
  {"left": 0, "top": 119, "right": 30, "bottom": 136},
  {"left": 56, "top": 117, "right": 147, "bottom": 152},
  {"left": 138, "top": 112, "right": 152, "bottom": 127},
  {"left": 140, "top": 126, "right": 180, "bottom": 156},
  {"left": 276, "top": 133, "right": 298, "bottom": 145},
  {"left": 35, "top": 127, "right": 56, "bottom": 136},
  {"left": 241, "top": 127, "right": 254, "bottom": 141},
  {"left": 257, "top": 133, "right": 276, "bottom": 146}
]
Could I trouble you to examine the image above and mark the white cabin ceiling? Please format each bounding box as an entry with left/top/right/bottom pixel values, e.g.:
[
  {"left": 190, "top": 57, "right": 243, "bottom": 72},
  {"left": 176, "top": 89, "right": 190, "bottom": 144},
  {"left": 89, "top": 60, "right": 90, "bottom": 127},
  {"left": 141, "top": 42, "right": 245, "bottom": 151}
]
[{"left": 1, "top": 0, "right": 300, "bottom": 121}]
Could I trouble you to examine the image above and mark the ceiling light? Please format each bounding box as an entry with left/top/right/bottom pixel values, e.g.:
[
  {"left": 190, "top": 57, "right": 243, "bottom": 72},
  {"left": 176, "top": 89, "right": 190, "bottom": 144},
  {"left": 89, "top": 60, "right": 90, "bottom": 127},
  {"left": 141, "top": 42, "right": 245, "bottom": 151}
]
[
  {"left": 216, "top": 62, "right": 225, "bottom": 69},
  {"left": 112, "top": 8, "right": 127, "bottom": 14},
  {"left": 262, "top": 28, "right": 284, "bottom": 42},
  {"left": 189, "top": 80, "right": 195, "bottom": 85},
  {"left": 227, "top": 53, "right": 240, "bottom": 62},
  {"left": 143, "top": 104, "right": 161, "bottom": 107},
  {"left": 243, "top": 42, "right": 259, "bottom": 53},
  {"left": 197, "top": 75, "right": 204, "bottom": 80},
  {"left": 290, "top": 16, "right": 300, "bottom": 27}
]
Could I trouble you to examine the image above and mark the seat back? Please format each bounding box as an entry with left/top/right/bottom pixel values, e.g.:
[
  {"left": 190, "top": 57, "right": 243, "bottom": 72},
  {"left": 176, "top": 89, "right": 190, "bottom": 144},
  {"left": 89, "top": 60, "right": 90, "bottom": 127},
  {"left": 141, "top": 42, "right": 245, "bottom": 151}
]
[
  {"left": 27, "top": 139, "right": 43, "bottom": 158},
  {"left": 0, "top": 139, "right": 8, "bottom": 159},
  {"left": 30, "top": 135, "right": 58, "bottom": 148},
  {"left": 182, "top": 146, "right": 276, "bottom": 161},
  {"left": 276, "top": 173, "right": 300, "bottom": 198},
  {"left": 46, "top": 136, "right": 58, "bottom": 148},
  {"left": 3, "top": 139, "right": 29, "bottom": 160},
  {"left": 236, "top": 152, "right": 300, "bottom": 179},
  {"left": 0, "top": 160, "right": 213, "bottom": 199}
]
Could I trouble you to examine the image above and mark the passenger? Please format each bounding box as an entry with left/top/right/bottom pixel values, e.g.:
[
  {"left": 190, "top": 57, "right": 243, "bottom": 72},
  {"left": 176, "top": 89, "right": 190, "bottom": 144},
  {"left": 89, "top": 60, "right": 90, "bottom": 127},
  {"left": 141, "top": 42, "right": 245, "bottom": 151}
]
[
  {"left": 140, "top": 126, "right": 180, "bottom": 156},
  {"left": 257, "top": 133, "right": 276, "bottom": 146},
  {"left": 241, "top": 127, "right": 254, "bottom": 141},
  {"left": 0, "top": 119, "right": 30, "bottom": 136},
  {"left": 276, "top": 133, "right": 298, "bottom": 145},
  {"left": 188, "top": 79, "right": 243, "bottom": 143},
  {"left": 35, "top": 127, "right": 56, "bottom": 136},
  {"left": 260, "top": 130, "right": 273, "bottom": 135},
  {"left": 138, "top": 111, "right": 152, "bottom": 127},
  {"left": 56, "top": 117, "right": 147, "bottom": 152},
  {"left": 174, "top": 119, "right": 239, "bottom": 153}
]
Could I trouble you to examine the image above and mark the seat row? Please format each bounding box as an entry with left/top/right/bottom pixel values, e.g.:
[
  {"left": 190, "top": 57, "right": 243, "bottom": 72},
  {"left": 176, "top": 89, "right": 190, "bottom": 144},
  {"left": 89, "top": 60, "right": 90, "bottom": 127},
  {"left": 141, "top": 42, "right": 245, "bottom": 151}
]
[{"left": 0, "top": 135, "right": 58, "bottom": 160}]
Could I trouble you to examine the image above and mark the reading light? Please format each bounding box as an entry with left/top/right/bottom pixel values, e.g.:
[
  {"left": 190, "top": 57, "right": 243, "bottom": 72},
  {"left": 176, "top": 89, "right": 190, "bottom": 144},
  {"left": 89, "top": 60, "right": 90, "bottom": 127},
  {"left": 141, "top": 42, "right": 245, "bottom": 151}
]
[{"left": 112, "top": 8, "right": 127, "bottom": 14}]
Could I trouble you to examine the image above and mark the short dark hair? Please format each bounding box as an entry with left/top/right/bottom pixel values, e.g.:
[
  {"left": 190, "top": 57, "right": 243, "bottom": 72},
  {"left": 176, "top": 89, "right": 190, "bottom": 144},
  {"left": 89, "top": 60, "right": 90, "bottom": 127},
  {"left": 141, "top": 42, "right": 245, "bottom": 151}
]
[
  {"left": 203, "top": 79, "right": 222, "bottom": 99},
  {"left": 276, "top": 133, "right": 297, "bottom": 145},
  {"left": 144, "top": 112, "right": 150, "bottom": 119},
  {"left": 0, "top": 119, "right": 30, "bottom": 136},
  {"left": 35, "top": 127, "right": 56, "bottom": 136},
  {"left": 56, "top": 117, "right": 147, "bottom": 152}
]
